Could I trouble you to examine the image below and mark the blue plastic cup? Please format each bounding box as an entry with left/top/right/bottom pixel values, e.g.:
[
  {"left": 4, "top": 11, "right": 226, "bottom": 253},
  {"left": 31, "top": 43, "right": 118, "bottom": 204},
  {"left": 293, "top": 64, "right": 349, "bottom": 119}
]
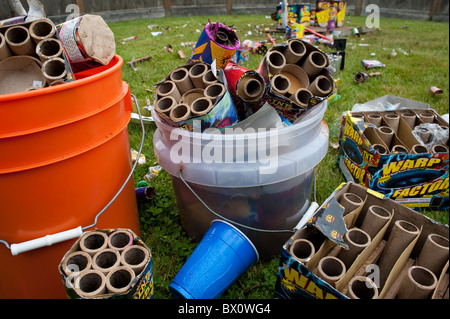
[{"left": 169, "top": 219, "right": 259, "bottom": 299}]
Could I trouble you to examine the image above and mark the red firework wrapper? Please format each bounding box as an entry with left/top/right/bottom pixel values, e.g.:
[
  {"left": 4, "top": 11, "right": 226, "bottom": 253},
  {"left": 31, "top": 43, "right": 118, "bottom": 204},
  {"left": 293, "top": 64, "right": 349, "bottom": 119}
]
[
  {"left": 256, "top": 39, "right": 334, "bottom": 124},
  {"left": 224, "top": 62, "right": 266, "bottom": 121}
]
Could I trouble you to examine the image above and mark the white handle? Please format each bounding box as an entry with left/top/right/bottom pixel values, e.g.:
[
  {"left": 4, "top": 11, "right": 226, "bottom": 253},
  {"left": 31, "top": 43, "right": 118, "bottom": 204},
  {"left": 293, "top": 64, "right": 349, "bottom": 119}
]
[
  {"left": 10, "top": 226, "right": 83, "bottom": 256},
  {"left": 293, "top": 202, "right": 320, "bottom": 231}
]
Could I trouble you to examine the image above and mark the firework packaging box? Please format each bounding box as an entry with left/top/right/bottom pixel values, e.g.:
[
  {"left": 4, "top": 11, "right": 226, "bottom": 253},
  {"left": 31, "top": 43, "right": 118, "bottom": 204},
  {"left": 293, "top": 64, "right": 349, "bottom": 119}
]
[
  {"left": 256, "top": 38, "right": 335, "bottom": 124},
  {"left": 314, "top": 1, "right": 346, "bottom": 28},
  {"left": 59, "top": 228, "right": 154, "bottom": 299},
  {"left": 275, "top": 182, "right": 449, "bottom": 299},
  {"left": 337, "top": 102, "right": 449, "bottom": 211},
  {"left": 153, "top": 61, "right": 238, "bottom": 132},
  {"left": 189, "top": 21, "right": 240, "bottom": 69}
]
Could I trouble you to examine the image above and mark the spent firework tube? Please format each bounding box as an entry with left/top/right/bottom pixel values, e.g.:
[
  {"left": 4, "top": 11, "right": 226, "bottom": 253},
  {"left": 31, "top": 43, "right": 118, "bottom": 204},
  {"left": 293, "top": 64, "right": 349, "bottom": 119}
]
[
  {"left": 56, "top": 14, "right": 116, "bottom": 74},
  {"left": 189, "top": 21, "right": 240, "bottom": 69}
]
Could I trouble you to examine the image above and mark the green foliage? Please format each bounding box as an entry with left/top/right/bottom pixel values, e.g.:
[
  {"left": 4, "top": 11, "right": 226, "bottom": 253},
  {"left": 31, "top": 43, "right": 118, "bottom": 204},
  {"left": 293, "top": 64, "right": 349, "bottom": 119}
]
[{"left": 109, "top": 15, "right": 449, "bottom": 299}]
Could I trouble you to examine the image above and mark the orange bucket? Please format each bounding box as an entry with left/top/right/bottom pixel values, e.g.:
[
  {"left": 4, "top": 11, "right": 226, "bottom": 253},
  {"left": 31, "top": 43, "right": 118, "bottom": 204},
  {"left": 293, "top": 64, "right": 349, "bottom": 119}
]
[{"left": 0, "top": 55, "right": 141, "bottom": 299}]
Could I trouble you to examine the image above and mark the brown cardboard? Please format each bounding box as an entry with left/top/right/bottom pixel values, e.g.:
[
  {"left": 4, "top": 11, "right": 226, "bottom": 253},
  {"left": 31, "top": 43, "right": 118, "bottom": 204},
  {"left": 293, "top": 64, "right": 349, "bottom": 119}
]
[{"left": 0, "top": 55, "right": 45, "bottom": 94}]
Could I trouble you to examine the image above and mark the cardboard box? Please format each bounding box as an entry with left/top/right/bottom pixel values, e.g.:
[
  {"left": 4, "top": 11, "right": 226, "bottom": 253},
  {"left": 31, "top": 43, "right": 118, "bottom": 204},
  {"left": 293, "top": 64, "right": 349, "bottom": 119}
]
[
  {"left": 314, "top": 1, "right": 346, "bottom": 28},
  {"left": 337, "top": 105, "right": 449, "bottom": 211},
  {"left": 59, "top": 228, "right": 154, "bottom": 299},
  {"left": 275, "top": 182, "right": 449, "bottom": 299}
]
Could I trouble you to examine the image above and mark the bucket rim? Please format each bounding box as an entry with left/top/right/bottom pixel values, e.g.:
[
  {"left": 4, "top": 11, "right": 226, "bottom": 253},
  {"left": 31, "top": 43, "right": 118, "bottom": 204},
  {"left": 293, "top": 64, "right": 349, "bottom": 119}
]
[
  {"left": 211, "top": 219, "right": 260, "bottom": 262},
  {"left": 0, "top": 55, "right": 123, "bottom": 102}
]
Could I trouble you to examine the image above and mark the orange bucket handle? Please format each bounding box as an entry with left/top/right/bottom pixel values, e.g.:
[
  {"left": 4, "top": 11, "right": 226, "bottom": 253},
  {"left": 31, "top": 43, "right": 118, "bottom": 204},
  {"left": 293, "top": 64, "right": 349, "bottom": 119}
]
[{"left": 0, "top": 94, "right": 146, "bottom": 256}]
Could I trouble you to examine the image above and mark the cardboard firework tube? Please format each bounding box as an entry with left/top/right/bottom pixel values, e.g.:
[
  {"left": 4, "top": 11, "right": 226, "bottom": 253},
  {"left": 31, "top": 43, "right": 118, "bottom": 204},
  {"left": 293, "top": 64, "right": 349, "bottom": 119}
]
[
  {"left": 92, "top": 248, "right": 121, "bottom": 275},
  {"left": 289, "top": 239, "right": 315, "bottom": 263},
  {"left": 347, "top": 276, "right": 379, "bottom": 299},
  {"left": 170, "top": 67, "right": 195, "bottom": 95},
  {"left": 360, "top": 205, "right": 392, "bottom": 239},
  {"left": 400, "top": 112, "right": 417, "bottom": 129},
  {"left": 188, "top": 63, "right": 209, "bottom": 88},
  {"left": 121, "top": 245, "right": 150, "bottom": 276},
  {"left": 270, "top": 74, "right": 291, "bottom": 96},
  {"left": 61, "top": 251, "right": 92, "bottom": 277},
  {"left": 338, "top": 228, "right": 372, "bottom": 269},
  {"left": 366, "top": 114, "right": 383, "bottom": 127},
  {"left": 180, "top": 88, "right": 205, "bottom": 106},
  {"left": 5, "top": 25, "right": 36, "bottom": 56},
  {"left": 373, "top": 144, "right": 388, "bottom": 155},
  {"left": 416, "top": 233, "right": 449, "bottom": 277},
  {"left": 411, "top": 144, "right": 429, "bottom": 155},
  {"left": 284, "top": 39, "right": 307, "bottom": 64},
  {"left": 384, "top": 114, "right": 400, "bottom": 133},
  {"left": 156, "top": 80, "right": 182, "bottom": 101},
  {"left": 203, "top": 69, "right": 218, "bottom": 86},
  {"left": 301, "top": 50, "right": 328, "bottom": 77},
  {"left": 29, "top": 19, "right": 56, "bottom": 44},
  {"left": 280, "top": 64, "right": 310, "bottom": 95},
  {"left": 105, "top": 266, "right": 136, "bottom": 295},
  {"left": 170, "top": 103, "right": 191, "bottom": 122},
  {"left": 155, "top": 96, "right": 177, "bottom": 116},
  {"left": 42, "top": 57, "right": 67, "bottom": 85},
  {"left": 0, "top": 33, "right": 12, "bottom": 62},
  {"left": 191, "top": 97, "right": 214, "bottom": 117},
  {"left": 377, "top": 220, "right": 420, "bottom": 287},
  {"left": 74, "top": 269, "right": 107, "bottom": 298},
  {"left": 314, "top": 256, "right": 346, "bottom": 287},
  {"left": 432, "top": 144, "right": 449, "bottom": 154},
  {"left": 236, "top": 74, "right": 265, "bottom": 102},
  {"left": 79, "top": 231, "right": 108, "bottom": 257},
  {"left": 293, "top": 88, "right": 313, "bottom": 108},
  {"left": 396, "top": 266, "right": 437, "bottom": 299},
  {"left": 308, "top": 75, "right": 333, "bottom": 97},
  {"left": 107, "top": 230, "right": 134, "bottom": 251},
  {"left": 391, "top": 144, "right": 409, "bottom": 154},
  {"left": 266, "top": 50, "right": 286, "bottom": 75},
  {"left": 377, "top": 126, "right": 395, "bottom": 148},
  {"left": 204, "top": 82, "right": 226, "bottom": 104},
  {"left": 418, "top": 112, "right": 435, "bottom": 124},
  {"left": 338, "top": 193, "right": 364, "bottom": 215},
  {"left": 416, "top": 127, "right": 432, "bottom": 144},
  {"left": 36, "top": 38, "right": 64, "bottom": 62}
]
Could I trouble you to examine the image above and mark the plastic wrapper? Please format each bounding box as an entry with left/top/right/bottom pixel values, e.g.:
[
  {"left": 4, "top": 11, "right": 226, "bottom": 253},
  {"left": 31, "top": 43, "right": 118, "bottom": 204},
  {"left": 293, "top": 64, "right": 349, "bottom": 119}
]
[
  {"left": 412, "top": 123, "right": 449, "bottom": 149},
  {"left": 361, "top": 59, "right": 385, "bottom": 69}
]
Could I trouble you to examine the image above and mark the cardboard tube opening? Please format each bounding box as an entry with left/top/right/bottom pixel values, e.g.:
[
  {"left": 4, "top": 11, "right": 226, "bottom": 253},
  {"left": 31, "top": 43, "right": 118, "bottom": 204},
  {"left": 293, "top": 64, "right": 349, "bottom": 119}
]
[
  {"left": 293, "top": 88, "right": 313, "bottom": 108},
  {"left": 432, "top": 144, "right": 449, "bottom": 153},
  {"left": 203, "top": 69, "right": 218, "bottom": 86},
  {"left": 285, "top": 39, "right": 307, "bottom": 64},
  {"left": 416, "top": 234, "right": 449, "bottom": 276},
  {"left": 378, "top": 126, "right": 394, "bottom": 147},
  {"left": 42, "top": 57, "right": 67, "bottom": 84},
  {"left": 80, "top": 231, "right": 108, "bottom": 256},
  {"left": 373, "top": 144, "right": 388, "bottom": 155},
  {"left": 170, "top": 103, "right": 191, "bottom": 122},
  {"left": 29, "top": 19, "right": 56, "bottom": 43},
  {"left": 106, "top": 266, "right": 136, "bottom": 294},
  {"left": 205, "top": 82, "right": 226, "bottom": 102},
  {"left": 36, "top": 38, "right": 63, "bottom": 62},
  {"left": 316, "top": 256, "right": 346, "bottom": 285},
  {"left": 348, "top": 276, "right": 379, "bottom": 299},
  {"left": 301, "top": 51, "right": 327, "bottom": 77},
  {"left": 361, "top": 205, "right": 391, "bottom": 239},
  {"left": 271, "top": 74, "right": 291, "bottom": 96},
  {"left": 397, "top": 266, "right": 438, "bottom": 299},
  {"left": 411, "top": 144, "right": 429, "bottom": 154},
  {"left": 290, "top": 239, "right": 315, "bottom": 263},
  {"left": 170, "top": 67, "right": 194, "bottom": 94},
  {"left": 156, "top": 80, "right": 181, "bottom": 101},
  {"left": 189, "top": 63, "right": 208, "bottom": 88},
  {"left": 267, "top": 50, "right": 286, "bottom": 75},
  {"left": 400, "top": 112, "right": 416, "bottom": 128},
  {"left": 308, "top": 75, "right": 332, "bottom": 97},
  {"left": 367, "top": 114, "right": 382, "bottom": 127},
  {"left": 5, "top": 26, "right": 35, "bottom": 56},
  {"left": 338, "top": 193, "right": 363, "bottom": 214},
  {"left": 391, "top": 145, "right": 409, "bottom": 154},
  {"left": 339, "top": 228, "right": 371, "bottom": 268},
  {"left": 237, "top": 74, "right": 265, "bottom": 101},
  {"left": 419, "top": 112, "right": 435, "bottom": 123},
  {"left": 156, "top": 96, "right": 176, "bottom": 115},
  {"left": 108, "top": 230, "right": 134, "bottom": 251},
  {"left": 121, "top": 245, "right": 150, "bottom": 275},
  {"left": 180, "top": 88, "right": 205, "bottom": 106},
  {"left": 93, "top": 249, "right": 121, "bottom": 274},
  {"left": 63, "top": 251, "right": 92, "bottom": 277},
  {"left": 191, "top": 97, "right": 213, "bottom": 116},
  {"left": 0, "top": 33, "right": 12, "bottom": 62},
  {"left": 75, "top": 270, "right": 107, "bottom": 297}
]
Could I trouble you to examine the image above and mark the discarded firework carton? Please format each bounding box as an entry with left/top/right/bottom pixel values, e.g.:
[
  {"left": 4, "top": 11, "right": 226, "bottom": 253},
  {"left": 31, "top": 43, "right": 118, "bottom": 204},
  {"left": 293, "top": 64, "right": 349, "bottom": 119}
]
[
  {"left": 275, "top": 182, "right": 449, "bottom": 299},
  {"left": 59, "top": 228, "right": 154, "bottom": 299},
  {"left": 337, "top": 104, "right": 449, "bottom": 211},
  {"left": 256, "top": 38, "right": 335, "bottom": 124},
  {"left": 153, "top": 61, "right": 238, "bottom": 132}
]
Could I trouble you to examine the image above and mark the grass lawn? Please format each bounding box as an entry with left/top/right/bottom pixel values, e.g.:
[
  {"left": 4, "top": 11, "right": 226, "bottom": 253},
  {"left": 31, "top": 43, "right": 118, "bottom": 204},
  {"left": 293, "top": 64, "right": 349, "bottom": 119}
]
[{"left": 108, "top": 14, "right": 449, "bottom": 299}]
